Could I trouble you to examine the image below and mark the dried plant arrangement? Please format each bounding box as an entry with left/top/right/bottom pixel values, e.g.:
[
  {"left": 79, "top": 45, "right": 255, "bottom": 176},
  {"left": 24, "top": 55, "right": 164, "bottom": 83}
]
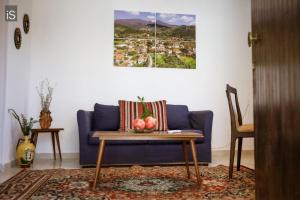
[{"left": 36, "top": 79, "right": 54, "bottom": 112}]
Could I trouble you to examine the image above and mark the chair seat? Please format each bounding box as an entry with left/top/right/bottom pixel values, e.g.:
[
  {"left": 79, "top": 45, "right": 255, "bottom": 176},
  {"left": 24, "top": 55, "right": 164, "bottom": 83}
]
[{"left": 237, "top": 124, "right": 254, "bottom": 132}]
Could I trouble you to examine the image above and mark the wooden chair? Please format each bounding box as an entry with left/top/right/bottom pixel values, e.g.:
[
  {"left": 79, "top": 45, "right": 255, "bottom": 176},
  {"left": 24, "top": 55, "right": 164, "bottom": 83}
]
[{"left": 226, "top": 84, "right": 255, "bottom": 179}]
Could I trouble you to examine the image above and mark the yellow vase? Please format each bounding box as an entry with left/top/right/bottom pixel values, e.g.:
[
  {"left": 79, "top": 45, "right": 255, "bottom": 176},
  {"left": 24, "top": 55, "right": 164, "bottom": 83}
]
[{"left": 16, "top": 136, "right": 35, "bottom": 167}]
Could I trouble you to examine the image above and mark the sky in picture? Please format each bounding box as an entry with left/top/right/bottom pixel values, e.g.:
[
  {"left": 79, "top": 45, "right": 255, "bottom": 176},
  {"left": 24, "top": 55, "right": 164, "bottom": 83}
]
[
  {"left": 114, "top": 10, "right": 156, "bottom": 22},
  {"left": 156, "top": 13, "right": 196, "bottom": 26}
]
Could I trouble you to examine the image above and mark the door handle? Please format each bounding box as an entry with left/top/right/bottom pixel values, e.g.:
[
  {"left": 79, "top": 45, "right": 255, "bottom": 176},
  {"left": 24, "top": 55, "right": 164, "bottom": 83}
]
[{"left": 248, "top": 32, "right": 259, "bottom": 47}]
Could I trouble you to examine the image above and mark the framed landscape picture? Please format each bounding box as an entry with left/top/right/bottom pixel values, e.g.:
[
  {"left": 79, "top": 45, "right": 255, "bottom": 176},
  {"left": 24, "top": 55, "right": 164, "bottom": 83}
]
[{"left": 114, "top": 10, "right": 196, "bottom": 69}]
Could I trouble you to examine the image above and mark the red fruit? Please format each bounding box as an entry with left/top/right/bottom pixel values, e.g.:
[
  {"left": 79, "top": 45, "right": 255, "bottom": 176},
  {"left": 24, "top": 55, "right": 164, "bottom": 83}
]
[
  {"left": 145, "top": 116, "right": 156, "bottom": 129},
  {"left": 133, "top": 118, "right": 145, "bottom": 130}
]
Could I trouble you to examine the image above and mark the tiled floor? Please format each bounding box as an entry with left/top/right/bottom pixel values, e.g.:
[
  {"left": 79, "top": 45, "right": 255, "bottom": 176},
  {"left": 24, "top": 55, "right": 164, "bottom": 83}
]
[{"left": 0, "top": 150, "right": 254, "bottom": 184}]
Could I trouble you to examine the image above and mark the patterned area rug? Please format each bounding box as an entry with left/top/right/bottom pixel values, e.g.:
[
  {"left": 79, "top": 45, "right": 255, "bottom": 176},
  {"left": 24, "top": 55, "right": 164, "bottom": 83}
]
[{"left": 0, "top": 165, "right": 254, "bottom": 200}]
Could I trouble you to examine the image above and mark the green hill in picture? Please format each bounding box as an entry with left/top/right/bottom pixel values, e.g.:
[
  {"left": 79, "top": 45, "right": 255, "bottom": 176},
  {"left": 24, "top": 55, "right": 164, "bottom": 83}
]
[{"left": 156, "top": 25, "right": 195, "bottom": 41}]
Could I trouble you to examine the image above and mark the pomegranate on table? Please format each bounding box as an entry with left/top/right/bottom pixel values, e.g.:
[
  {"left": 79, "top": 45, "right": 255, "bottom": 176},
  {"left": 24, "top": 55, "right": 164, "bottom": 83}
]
[
  {"left": 133, "top": 118, "right": 146, "bottom": 131},
  {"left": 145, "top": 116, "right": 157, "bottom": 130}
]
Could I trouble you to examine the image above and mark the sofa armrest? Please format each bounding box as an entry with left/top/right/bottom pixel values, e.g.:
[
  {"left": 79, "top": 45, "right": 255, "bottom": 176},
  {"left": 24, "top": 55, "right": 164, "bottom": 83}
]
[
  {"left": 77, "top": 110, "right": 94, "bottom": 143},
  {"left": 188, "top": 111, "right": 213, "bottom": 143}
]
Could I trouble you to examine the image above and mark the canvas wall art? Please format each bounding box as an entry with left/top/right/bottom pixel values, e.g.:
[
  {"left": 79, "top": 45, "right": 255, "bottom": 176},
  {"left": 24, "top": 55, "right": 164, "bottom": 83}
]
[{"left": 114, "top": 10, "right": 196, "bottom": 69}]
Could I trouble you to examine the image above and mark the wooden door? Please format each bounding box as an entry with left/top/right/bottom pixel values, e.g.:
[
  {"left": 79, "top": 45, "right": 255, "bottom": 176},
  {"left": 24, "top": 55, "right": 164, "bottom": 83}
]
[{"left": 252, "top": 0, "right": 300, "bottom": 199}]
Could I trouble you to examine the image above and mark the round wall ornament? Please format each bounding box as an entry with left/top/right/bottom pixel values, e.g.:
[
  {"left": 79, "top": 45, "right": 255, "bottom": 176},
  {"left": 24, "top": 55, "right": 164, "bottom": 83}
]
[
  {"left": 14, "top": 28, "right": 22, "bottom": 49},
  {"left": 23, "top": 14, "right": 30, "bottom": 34}
]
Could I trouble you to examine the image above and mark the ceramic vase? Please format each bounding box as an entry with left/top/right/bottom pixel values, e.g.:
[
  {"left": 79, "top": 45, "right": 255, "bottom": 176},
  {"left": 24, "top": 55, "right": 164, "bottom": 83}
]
[
  {"left": 39, "top": 111, "right": 52, "bottom": 129},
  {"left": 16, "top": 136, "right": 35, "bottom": 167}
]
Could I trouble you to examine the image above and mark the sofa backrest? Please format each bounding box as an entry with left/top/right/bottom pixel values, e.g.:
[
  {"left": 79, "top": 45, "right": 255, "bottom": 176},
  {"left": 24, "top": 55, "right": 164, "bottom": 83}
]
[
  {"left": 166, "top": 104, "right": 191, "bottom": 130},
  {"left": 93, "top": 103, "right": 192, "bottom": 131},
  {"left": 93, "top": 103, "right": 120, "bottom": 131}
]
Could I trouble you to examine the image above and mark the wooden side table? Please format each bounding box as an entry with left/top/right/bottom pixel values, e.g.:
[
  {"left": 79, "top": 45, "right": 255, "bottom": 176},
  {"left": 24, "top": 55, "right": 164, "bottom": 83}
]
[{"left": 31, "top": 128, "right": 64, "bottom": 160}]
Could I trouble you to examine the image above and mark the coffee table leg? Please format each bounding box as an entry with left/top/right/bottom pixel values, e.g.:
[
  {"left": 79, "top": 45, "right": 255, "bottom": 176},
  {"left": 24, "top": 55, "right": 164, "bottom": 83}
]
[
  {"left": 190, "top": 139, "right": 202, "bottom": 186},
  {"left": 99, "top": 143, "right": 106, "bottom": 180},
  {"left": 51, "top": 132, "right": 56, "bottom": 160},
  {"left": 182, "top": 141, "right": 190, "bottom": 178},
  {"left": 93, "top": 140, "right": 106, "bottom": 190}
]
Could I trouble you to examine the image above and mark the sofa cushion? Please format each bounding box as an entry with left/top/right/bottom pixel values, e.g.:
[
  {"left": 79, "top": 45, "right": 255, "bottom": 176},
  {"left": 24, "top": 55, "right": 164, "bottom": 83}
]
[
  {"left": 119, "top": 100, "right": 168, "bottom": 131},
  {"left": 93, "top": 103, "right": 120, "bottom": 131},
  {"left": 88, "top": 132, "right": 148, "bottom": 145},
  {"left": 147, "top": 130, "right": 204, "bottom": 145},
  {"left": 167, "top": 104, "right": 191, "bottom": 130}
]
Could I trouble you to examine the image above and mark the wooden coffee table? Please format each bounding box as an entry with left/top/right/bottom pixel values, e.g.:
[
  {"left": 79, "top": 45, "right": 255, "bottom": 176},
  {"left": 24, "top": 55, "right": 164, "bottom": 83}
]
[{"left": 92, "top": 131, "right": 204, "bottom": 189}]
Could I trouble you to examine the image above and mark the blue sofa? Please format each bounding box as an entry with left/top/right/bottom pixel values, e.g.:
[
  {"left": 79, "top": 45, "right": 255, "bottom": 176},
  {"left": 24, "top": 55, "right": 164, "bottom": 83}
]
[{"left": 77, "top": 104, "right": 213, "bottom": 166}]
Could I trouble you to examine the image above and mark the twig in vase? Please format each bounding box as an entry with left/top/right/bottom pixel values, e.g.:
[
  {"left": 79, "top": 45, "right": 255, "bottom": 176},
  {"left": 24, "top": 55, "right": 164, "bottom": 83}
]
[{"left": 36, "top": 79, "right": 54, "bottom": 112}]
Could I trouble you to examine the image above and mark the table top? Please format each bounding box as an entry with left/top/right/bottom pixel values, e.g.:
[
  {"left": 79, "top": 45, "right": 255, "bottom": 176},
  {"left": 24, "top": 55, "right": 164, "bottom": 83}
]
[
  {"left": 92, "top": 131, "right": 204, "bottom": 141},
  {"left": 31, "top": 128, "right": 64, "bottom": 132}
]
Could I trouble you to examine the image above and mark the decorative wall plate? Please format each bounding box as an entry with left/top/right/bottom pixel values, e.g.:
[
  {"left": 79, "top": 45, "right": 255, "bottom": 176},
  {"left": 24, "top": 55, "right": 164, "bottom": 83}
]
[
  {"left": 14, "top": 28, "right": 22, "bottom": 49},
  {"left": 23, "top": 14, "right": 30, "bottom": 34}
]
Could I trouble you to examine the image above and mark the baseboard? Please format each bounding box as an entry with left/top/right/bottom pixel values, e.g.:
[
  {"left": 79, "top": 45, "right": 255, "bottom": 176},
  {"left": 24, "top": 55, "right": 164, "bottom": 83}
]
[
  {"left": 34, "top": 150, "right": 254, "bottom": 160},
  {"left": 212, "top": 147, "right": 255, "bottom": 151},
  {"left": 0, "top": 160, "right": 16, "bottom": 172},
  {"left": 212, "top": 149, "right": 254, "bottom": 153},
  {"left": 0, "top": 154, "right": 79, "bottom": 171},
  {"left": 35, "top": 153, "right": 79, "bottom": 159},
  {"left": 34, "top": 150, "right": 254, "bottom": 159}
]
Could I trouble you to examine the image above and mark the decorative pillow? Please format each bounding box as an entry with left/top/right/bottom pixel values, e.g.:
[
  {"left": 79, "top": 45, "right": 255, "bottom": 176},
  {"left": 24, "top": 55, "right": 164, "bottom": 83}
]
[
  {"left": 166, "top": 104, "right": 191, "bottom": 130},
  {"left": 93, "top": 103, "right": 120, "bottom": 131},
  {"left": 119, "top": 100, "right": 168, "bottom": 131}
]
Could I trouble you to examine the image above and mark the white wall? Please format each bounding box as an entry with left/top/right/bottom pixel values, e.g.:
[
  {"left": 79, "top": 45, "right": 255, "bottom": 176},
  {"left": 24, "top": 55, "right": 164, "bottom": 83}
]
[
  {"left": 1, "top": 0, "right": 32, "bottom": 166},
  {"left": 28, "top": 0, "right": 253, "bottom": 154},
  {"left": 0, "top": 0, "right": 8, "bottom": 169}
]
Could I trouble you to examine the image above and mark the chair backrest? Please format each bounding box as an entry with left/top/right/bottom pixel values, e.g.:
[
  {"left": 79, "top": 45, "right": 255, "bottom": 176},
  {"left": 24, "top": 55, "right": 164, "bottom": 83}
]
[{"left": 226, "top": 84, "right": 243, "bottom": 132}]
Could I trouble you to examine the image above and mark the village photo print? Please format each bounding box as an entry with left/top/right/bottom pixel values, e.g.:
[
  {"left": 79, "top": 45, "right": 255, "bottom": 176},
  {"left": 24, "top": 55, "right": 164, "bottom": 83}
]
[{"left": 114, "top": 10, "right": 196, "bottom": 69}]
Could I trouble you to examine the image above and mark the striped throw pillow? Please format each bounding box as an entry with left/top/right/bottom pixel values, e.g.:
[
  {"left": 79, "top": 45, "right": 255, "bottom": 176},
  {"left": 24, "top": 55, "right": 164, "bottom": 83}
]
[{"left": 119, "top": 100, "right": 168, "bottom": 131}]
